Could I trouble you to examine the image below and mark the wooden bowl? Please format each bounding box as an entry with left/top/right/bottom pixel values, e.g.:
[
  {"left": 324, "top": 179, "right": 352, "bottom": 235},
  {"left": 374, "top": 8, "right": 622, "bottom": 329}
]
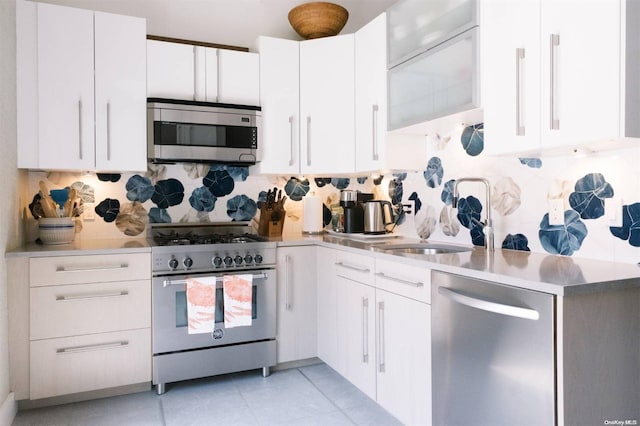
[{"left": 288, "top": 2, "right": 349, "bottom": 39}]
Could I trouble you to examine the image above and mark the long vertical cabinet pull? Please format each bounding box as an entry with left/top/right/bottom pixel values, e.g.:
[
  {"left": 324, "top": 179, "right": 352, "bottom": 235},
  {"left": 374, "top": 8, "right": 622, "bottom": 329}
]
[
  {"left": 378, "top": 301, "right": 385, "bottom": 373},
  {"left": 515, "top": 48, "right": 525, "bottom": 136},
  {"left": 284, "top": 255, "right": 292, "bottom": 310},
  {"left": 216, "top": 49, "right": 221, "bottom": 103},
  {"left": 106, "top": 102, "right": 112, "bottom": 161},
  {"left": 549, "top": 34, "right": 560, "bottom": 130},
  {"left": 372, "top": 105, "right": 379, "bottom": 161},
  {"left": 288, "top": 116, "right": 295, "bottom": 166},
  {"left": 77, "top": 99, "right": 83, "bottom": 160},
  {"left": 193, "top": 46, "right": 198, "bottom": 101},
  {"left": 306, "top": 116, "right": 312, "bottom": 166},
  {"left": 362, "top": 296, "right": 369, "bottom": 363}
]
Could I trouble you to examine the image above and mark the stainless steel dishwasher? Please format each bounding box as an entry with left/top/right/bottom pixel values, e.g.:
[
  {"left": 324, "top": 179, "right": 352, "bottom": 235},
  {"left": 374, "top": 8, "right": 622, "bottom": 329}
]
[{"left": 432, "top": 271, "right": 556, "bottom": 426}]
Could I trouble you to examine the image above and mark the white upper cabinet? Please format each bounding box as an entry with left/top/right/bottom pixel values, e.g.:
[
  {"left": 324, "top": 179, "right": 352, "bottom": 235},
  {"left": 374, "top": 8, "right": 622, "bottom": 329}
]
[
  {"left": 94, "top": 12, "right": 147, "bottom": 171},
  {"left": 147, "top": 40, "right": 260, "bottom": 105},
  {"left": 300, "top": 34, "right": 356, "bottom": 175},
  {"left": 254, "top": 37, "right": 301, "bottom": 175},
  {"left": 17, "top": 2, "right": 146, "bottom": 172},
  {"left": 483, "top": 0, "right": 639, "bottom": 156},
  {"left": 355, "top": 13, "right": 387, "bottom": 172}
]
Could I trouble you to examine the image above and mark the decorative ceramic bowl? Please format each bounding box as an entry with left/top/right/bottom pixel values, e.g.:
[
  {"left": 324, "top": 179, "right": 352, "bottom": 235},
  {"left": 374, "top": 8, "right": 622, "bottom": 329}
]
[
  {"left": 39, "top": 217, "right": 75, "bottom": 245},
  {"left": 288, "top": 2, "right": 349, "bottom": 39}
]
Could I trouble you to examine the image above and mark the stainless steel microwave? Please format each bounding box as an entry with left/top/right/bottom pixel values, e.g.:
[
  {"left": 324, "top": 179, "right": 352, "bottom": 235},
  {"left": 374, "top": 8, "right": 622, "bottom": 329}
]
[{"left": 147, "top": 98, "right": 262, "bottom": 164}]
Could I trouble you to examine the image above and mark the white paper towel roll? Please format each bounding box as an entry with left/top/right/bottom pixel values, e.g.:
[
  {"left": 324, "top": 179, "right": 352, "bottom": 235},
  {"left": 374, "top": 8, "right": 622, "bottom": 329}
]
[{"left": 303, "top": 196, "right": 323, "bottom": 233}]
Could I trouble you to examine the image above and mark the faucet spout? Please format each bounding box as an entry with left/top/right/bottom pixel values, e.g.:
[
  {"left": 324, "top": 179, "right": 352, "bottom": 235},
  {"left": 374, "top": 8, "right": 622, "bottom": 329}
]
[{"left": 453, "top": 177, "right": 494, "bottom": 251}]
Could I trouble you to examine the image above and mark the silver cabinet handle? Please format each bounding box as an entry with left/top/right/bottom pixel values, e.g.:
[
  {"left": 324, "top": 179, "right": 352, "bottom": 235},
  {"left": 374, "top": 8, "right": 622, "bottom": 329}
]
[
  {"left": 438, "top": 287, "right": 540, "bottom": 320},
  {"left": 285, "top": 254, "right": 292, "bottom": 311},
  {"left": 106, "top": 102, "right": 111, "bottom": 161},
  {"left": 372, "top": 104, "right": 379, "bottom": 161},
  {"left": 56, "top": 340, "right": 128, "bottom": 355},
  {"left": 193, "top": 46, "right": 198, "bottom": 101},
  {"left": 306, "top": 116, "right": 311, "bottom": 166},
  {"left": 334, "top": 262, "right": 370, "bottom": 273},
  {"left": 375, "top": 272, "right": 423, "bottom": 288},
  {"left": 56, "top": 291, "right": 128, "bottom": 301},
  {"left": 77, "top": 99, "right": 83, "bottom": 160},
  {"left": 378, "top": 301, "right": 385, "bottom": 373},
  {"left": 288, "top": 116, "right": 295, "bottom": 166},
  {"left": 550, "top": 34, "right": 560, "bottom": 130},
  {"left": 362, "top": 296, "right": 369, "bottom": 363},
  {"left": 216, "top": 49, "right": 221, "bottom": 103},
  {"left": 163, "top": 273, "right": 268, "bottom": 287},
  {"left": 55, "top": 264, "right": 128, "bottom": 273},
  {"left": 515, "top": 48, "right": 525, "bottom": 136}
]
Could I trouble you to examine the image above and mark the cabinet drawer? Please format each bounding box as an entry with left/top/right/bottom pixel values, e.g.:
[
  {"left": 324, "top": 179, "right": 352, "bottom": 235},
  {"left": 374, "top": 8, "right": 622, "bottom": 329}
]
[
  {"left": 375, "top": 259, "right": 430, "bottom": 304},
  {"left": 29, "top": 253, "right": 150, "bottom": 287},
  {"left": 334, "top": 251, "right": 375, "bottom": 286},
  {"left": 30, "top": 328, "right": 151, "bottom": 400},
  {"left": 30, "top": 280, "right": 151, "bottom": 340}
]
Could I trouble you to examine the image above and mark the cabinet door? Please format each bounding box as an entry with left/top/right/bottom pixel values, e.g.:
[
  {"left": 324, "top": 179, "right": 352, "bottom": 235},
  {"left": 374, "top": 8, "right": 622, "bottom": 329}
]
[
  {"left": 355, "top": 13, "right": 387, "bottom": 172},
  {"left": 300, "top": 34, "right": 355, "bottom": 174},
  {"left": 94, "top": 12, "right": 146, "bottom": 172},
  {"left": 276, "top": 246, "right": 317, "bottom": 363},
  {"left": 376, "top": 289, "right": 431, "bottom": 425},
  {"left": 37, "top": 3, "right": 95, "bottom": 170},
  {"left": 316, "top": 247, "right": 339, "bottom": 369},
  {"left": 539, "top": 0, "right": 621, "bottom": 149},
  {"left": 481, "top": 0, "right": 541, "bottom": 156},
  {"left": 255, "top": 37, "right": 301, "bottom": 174},
  {"left": 217, "top": 50, "right": 260, "bottom": 105},
  {"left": 343, "top": 278, "right": 377, "bottom": 399},
  {"left": 147, "top": 40, "right": 197, "bottom": 100}
]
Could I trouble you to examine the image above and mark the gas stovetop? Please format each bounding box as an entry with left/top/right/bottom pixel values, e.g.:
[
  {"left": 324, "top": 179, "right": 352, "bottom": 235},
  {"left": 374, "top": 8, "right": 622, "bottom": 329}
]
[{"left": 148, "top": 222, "right": 276, "bottom": 274}]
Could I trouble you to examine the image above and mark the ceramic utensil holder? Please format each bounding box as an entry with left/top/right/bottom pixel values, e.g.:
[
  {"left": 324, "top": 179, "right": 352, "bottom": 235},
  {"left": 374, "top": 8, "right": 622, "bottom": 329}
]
[{"left": 38, "top": 217, "right": 75, "bottom": 244}]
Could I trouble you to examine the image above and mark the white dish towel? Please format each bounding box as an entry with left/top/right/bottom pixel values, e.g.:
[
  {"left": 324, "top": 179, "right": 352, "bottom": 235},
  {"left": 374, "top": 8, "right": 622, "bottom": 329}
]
[
  {"left": 223, "top": 274, "right": 253, "bottom": 328},
  {"left": 186, "top": 276, "right": 218, "bottom": 334}
]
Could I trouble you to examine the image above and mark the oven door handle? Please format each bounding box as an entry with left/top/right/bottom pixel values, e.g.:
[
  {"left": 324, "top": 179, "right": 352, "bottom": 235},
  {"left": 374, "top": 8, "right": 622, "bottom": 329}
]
[{"left": 163, "top": 273, "right": 268, "bottom": 287}]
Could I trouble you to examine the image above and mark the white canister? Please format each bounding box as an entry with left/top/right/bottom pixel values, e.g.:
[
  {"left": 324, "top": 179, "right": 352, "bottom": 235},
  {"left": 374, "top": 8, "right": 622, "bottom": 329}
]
[{"left": 302, "top": 195, "right": 323, "bottom": 234}]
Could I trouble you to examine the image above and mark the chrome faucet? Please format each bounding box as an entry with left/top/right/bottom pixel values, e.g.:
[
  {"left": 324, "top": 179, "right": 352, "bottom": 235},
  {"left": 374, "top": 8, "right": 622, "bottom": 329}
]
[{"left": 451, "top": 177, "right": 494, "bottom": 251}]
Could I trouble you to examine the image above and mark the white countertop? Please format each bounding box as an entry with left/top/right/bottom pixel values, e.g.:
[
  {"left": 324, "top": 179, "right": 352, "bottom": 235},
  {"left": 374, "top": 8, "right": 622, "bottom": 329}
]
[{"left": 7, "top": 234, "right": 640, "bottom": 296}]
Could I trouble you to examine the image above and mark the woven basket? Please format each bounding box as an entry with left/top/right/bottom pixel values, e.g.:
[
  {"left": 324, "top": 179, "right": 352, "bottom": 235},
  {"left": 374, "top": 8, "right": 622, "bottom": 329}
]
[{"left": 288, "top": 2, "right": 349, "bottom": 39}]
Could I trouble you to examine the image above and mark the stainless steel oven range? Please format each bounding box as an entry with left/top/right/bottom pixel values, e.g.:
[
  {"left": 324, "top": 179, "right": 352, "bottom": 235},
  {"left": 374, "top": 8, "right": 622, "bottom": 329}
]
[{"left": 149, "top": 222, "right": 276, "bottom": 395}]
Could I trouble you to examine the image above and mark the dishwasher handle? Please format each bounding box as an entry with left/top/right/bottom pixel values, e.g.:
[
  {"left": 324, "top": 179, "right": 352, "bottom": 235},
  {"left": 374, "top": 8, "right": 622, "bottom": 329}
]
[{"left": 438, "top": 286, "right": 540, "bottom": 320}]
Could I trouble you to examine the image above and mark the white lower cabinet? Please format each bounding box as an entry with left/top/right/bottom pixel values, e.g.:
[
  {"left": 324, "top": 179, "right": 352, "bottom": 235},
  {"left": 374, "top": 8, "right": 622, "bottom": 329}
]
[
  {"left": 317, "top": 247, "right": 432, "bottom": 424},
  {"left": 276, "top": 246, "right": 318, "bottom": 363}
]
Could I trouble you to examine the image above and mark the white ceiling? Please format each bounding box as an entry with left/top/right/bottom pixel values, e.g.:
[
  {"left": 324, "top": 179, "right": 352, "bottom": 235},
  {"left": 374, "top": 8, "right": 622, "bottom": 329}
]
[{"left": 36, "top": 0, "right": 399, "bottom": 48}]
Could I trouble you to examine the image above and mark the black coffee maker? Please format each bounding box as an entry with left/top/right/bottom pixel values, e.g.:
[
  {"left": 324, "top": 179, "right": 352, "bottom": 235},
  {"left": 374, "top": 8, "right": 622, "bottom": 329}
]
[{"left": 339, "top": 190, "right": 373, "bottom": 233}]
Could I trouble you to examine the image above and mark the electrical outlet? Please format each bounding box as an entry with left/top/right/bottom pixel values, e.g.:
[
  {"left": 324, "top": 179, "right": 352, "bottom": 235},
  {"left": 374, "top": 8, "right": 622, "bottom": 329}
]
[
  {"left": 548, "top": 198, "right": 564, "bottom": 226},
  {"left": 83, "top": 203, "right": 95, "bottom": 221},
  {"left": 605, "top": 197, "right": 623, "bottom": 227}
]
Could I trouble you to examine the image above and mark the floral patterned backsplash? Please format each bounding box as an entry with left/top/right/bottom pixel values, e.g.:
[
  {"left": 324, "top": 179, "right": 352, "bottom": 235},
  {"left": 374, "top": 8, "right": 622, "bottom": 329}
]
[{"left": 26, "top": 123, "right": 640, "bottom": 264}]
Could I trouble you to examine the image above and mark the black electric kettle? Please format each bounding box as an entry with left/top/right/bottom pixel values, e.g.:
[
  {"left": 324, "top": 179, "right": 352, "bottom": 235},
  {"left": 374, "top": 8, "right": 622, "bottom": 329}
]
[{"left": 363, "top": 200, "right": 394, "bottom": 234}]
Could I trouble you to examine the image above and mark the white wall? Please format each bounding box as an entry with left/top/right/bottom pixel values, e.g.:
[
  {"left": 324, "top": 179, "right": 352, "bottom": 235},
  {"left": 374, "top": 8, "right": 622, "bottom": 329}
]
[{"left": 1, "top": 0, "right": 26, "bottom": 422}]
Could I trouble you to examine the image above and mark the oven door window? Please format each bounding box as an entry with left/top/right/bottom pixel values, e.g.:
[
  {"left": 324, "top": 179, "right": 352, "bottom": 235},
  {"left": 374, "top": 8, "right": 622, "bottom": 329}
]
[
  {"left": 155, "top": 122, "right": 257, "bottom": 149},
  {"left": 175, "top": 286, "right": 258, "bottom": 328}
]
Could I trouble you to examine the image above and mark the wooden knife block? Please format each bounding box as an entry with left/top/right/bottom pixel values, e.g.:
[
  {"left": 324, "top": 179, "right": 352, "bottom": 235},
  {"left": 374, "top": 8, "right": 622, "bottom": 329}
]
[{"left": 258, "top": 207, "right": 286, "bottom": 237}]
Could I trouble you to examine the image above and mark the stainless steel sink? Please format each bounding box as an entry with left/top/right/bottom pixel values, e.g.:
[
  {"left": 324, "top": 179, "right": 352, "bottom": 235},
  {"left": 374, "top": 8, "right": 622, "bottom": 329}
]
[{"left": 373, "top": 243, "right": 473, "bottom": 255}]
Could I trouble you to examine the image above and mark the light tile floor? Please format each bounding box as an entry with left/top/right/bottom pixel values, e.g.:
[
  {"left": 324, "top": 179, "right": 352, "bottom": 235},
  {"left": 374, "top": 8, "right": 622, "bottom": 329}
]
[{"left": 12, "top": 363, "right": 402, "bottom": 426}]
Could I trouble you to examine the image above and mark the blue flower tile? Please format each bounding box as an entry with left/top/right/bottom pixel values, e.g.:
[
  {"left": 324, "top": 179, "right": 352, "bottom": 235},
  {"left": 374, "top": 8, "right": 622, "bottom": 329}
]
[
  {"left": 502, "top": 233, "right": 531, "bottom": 251},
  {"left": 95, "top": 198, "right": 120, "bottom": 223},
  {"left": 125, "top": 175, "right": 154, "bottom": 202},
  {"left": 226, "top": 195, "right": 257, "bottom": 221},
  {"left": 423, "top": 157, "right": 444, "bottom": 188},
  {"left": 148, "top": 207, "right": 171, "bottom": 223},
  {"left": 461, "top": 123, "right": 484, "bottom": 156},
  {"left": 409, "top": 192, "right": 422, "bottom": 214},
  {"left": 568, "top": 173, "right": 614, "bottom": 219},
  {"left": 189, "top": 186, "right": 217, "bottom": 212},
  {"left": 519, "top": 158, "right": 542, "bottom": 168},
  {"left": 538, "top": 210, "right": 588, "bottom": 255},
  {"left": 610, "top": 202, "right": 640, "bottom": 247},
  {"left": 284, "top": 177, "right": 310, "bottom": 201},
  {"left": 152, "top": 178, "right": 185, "bottom": 208},
  {"left": 203, "top": 170, "right": 235, "bottom": 197}
]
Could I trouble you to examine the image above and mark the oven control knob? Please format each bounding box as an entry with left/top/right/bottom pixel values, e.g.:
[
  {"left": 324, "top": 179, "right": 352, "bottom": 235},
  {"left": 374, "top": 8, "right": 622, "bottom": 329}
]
[
  {"left": 254, "top": 254, "right": 263, "bottom": 264},
  {"left": 168, "top": 258, "right": 179, "bottom": 270},
  {"left": 234, "top": 255, "right": 243, "bottom": 265},
  {"left": 244, "top": 254, "right": 253, "bottom": 264},
  {"left": 224, "top": 256, "right": 233, "bottom": 266},
  {"left": 212, "top": 256, "right": 223, "bottom": 267},
  {"left": 183, "top": 257, "right": 193, "bottom": 269}
]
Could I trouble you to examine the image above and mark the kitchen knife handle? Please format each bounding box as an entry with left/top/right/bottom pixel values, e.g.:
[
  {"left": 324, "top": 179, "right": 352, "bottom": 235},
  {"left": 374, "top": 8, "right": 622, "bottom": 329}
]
[
  {"left": 289, "top": 116, "right": 295, "bottom": 166},
  {"left": 372, "top": 104, "right": 379, "bottom": 161},
  {"left": 550, "top": 34, "right": 560, "bottom": 130},
  {"left": 515, "top": 48, "right": 525, "bottom": 136}
]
